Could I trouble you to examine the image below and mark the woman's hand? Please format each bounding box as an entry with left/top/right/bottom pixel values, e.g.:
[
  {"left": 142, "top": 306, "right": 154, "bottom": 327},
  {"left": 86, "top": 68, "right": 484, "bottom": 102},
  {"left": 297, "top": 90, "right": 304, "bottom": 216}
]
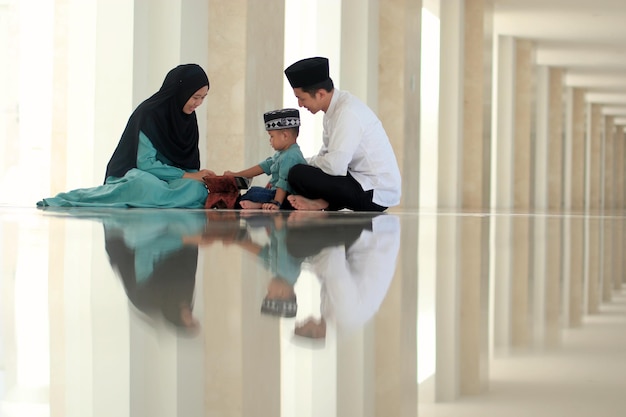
[{"left": 183, "top": 169, "right": 215, "bottom": 182}]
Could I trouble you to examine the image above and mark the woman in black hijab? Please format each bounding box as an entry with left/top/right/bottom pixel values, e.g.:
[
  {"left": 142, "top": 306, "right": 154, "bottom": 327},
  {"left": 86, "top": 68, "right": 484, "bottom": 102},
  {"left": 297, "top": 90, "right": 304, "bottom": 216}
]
[{"left": 37, "top": 64, "right": 214, "bottom": 208}]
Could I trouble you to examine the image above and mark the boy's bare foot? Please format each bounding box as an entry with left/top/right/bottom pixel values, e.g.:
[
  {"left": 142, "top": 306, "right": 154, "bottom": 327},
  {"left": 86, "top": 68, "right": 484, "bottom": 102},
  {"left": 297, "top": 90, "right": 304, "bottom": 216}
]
[
  {"left": 239, "top": 200, "right": 263, "bottom": 209},
  {"left": 287, "top": 195, "right": 329, "bottom": 211},
  {"left": 294, "top": 317, "right": 326, "bottom": 339}
]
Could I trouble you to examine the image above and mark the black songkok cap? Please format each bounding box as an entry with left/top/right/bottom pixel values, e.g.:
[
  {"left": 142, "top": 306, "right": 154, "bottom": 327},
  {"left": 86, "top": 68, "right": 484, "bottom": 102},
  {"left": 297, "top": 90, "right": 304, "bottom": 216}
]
[
  {"left": 263, "top": 108, "right": 300, "bottom": 131},
  {"left": 284, "top": 57, "right": 330, "bottom": 88},
  {"left": 261, "top": 297, "right": 298, "bottom": 318}
]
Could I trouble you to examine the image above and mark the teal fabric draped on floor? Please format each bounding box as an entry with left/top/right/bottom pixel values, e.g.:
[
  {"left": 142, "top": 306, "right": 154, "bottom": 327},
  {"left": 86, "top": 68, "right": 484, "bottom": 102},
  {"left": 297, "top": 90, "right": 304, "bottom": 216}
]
[{"left": 37, "top": 168, "right": 208, "bottom": 209}]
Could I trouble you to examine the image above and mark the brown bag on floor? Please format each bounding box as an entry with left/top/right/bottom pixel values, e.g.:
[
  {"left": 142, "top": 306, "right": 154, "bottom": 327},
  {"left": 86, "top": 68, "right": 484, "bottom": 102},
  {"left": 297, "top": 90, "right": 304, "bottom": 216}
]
[{"left": 203, "top": 176, "right": 240, "bottom": 209}]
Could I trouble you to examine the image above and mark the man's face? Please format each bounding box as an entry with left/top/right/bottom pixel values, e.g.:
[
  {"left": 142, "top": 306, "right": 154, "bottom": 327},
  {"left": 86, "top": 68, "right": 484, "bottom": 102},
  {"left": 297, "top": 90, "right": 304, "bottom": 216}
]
[{"left": 293, "top": 88, "right": 322, "bottom": 114}]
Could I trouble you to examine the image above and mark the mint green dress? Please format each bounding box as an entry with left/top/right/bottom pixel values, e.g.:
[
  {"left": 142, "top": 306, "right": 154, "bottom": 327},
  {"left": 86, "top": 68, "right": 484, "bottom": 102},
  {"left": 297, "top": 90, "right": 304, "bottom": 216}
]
[{"left": 37, "top": 132, "right": 208, "bottom": 208}]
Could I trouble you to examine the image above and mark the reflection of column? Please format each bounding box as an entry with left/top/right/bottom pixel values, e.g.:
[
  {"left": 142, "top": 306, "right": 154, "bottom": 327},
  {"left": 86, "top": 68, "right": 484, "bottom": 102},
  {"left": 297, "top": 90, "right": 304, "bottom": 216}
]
[
  {"left": 63, "top": 221, "right": 95, "bottom": 416},
  {"left": 435, "top": 214, "right": 459, "bottom": 401},
  {"left": 374, "top": 218, "right": 418, "bottom": 413},
  {"left": 203, "top": 242, "right": 244, "bottom": 415},
  {"left": 602, "top": 116, "right": 614, "bottom": 302},
  {"left": 378, "top": 0, "right": 421, "bottom": 209},
  {"left": 511, "top": 39, "right": 534, "bottom": 348},
  {"left": 586, "top": 104, "right": 603, "bottom": 313},
  {"left": 337, "top": 327, "right": 374, "bottom": 417},
  {"left": 94, "top": 274, "right": 131, "bottom": 416},
  {"left": 567, "top": 215, "right": 584, "bottom": 324},
  {"left": 177, "top": 274, "right": 205, "bottom": 417},
  {"left": 567, "top": 88, "right": 585, "bottom": 327},
  {"left": 416, "top": 214, "right": 437, "bottom": 403},
  {"left": 459, "top": 215, "right": 490, "bottom": 393},
  {"left": 49, "top": 218, "right": 65, "bottom": 417},
  {"left": 1, "top": 223, "right": 18, "bottom": 412},
  {"left": 129, "top": 322, "right": 175, "bottom": 417},
  {"left": 242, "top": 264, "right": 280, "bottom": 417}
]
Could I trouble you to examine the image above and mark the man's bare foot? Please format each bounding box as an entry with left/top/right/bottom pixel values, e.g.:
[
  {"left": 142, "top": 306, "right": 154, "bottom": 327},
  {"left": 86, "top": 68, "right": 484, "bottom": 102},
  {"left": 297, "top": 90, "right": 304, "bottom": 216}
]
[
  {"left": 287, "top": 210, "right": 329, "bottom": 224},
  {"left": 239, "top": 200, "right": 263, "bottom": 209},
  {"left": 287, "top": 195, "right": 329, "bottom": 211}
]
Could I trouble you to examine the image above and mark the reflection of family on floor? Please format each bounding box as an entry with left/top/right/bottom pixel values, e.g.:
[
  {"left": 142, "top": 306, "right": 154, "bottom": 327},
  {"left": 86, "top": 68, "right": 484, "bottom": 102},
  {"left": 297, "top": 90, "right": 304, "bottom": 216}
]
[
  {"left": 37, "top": 57, "right": 401, "bottom": 213},
  {"left": 40, "top": 208, "right": 208, "bottom": 333},
  {"left": 104, "top": 211, "right": 205, "bottom": 333},
  {"left": 221, "top": 212, "right": 401, "bottom": 342},
  {"left": 42, "top": 207, "right": 400, "bottom": 343}
]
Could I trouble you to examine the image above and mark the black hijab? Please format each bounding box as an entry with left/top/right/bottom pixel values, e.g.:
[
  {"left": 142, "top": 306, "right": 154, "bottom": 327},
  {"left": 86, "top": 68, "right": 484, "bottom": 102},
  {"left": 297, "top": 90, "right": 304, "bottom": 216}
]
[
  {"left": 104, "top": 64, "right": 209, "bottom": 181},
  {"left": 104, "top": 230, "right": 199, "bottom": 329}
]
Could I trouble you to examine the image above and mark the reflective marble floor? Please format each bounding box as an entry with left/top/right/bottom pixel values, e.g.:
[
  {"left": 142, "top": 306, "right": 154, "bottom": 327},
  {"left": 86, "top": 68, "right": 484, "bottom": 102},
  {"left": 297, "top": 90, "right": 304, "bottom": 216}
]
[{"left": 1, "top": 206, "right": 625, "bottom": 417}]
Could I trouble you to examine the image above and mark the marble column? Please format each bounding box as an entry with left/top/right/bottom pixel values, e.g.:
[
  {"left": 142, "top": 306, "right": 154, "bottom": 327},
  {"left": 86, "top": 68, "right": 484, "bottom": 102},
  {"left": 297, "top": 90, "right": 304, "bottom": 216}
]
[
  {"left": 377, "top": 2, "right": 421, "bottom": 414},
  {"left": 566, "top": 87, "right": 586, "bottom": 327},
  {"left": 47, "top": 1, "right": 135, "bottom": 415},
  {"left": 131, "top": 0, "right": 209, "bottom": 104},
  {"left": 532, "top": 65, "right": 566, "bottom": 347},
  {"left": 433, "top": 0, "right": 493, "bottom": 398},
  {"left": 50, "top": 0, "right": 69, "bottom": 195},
  {"left": 206, "top": 0, "right": 285, "bottom": 174},
  {"left": 611, "top": 126, "right": 624, "bottom": 290},
  {"left": 50, "top": 2, "right": 69, "bottom": 415},
  {"left": 615, "top": 127, "right": 626, "bottom": 287},
  {"left": 378, "top": 0, "right": 421, "bottom": 209},
  {"left": 510, "top": 39, "right": 534, "bottom": 348},
  {"left": 459, "top": 0, "right": 492, "bottom": 395},
  {"left": 531, "top": 66, "right": 548, "bottom": 346},
  {"left": 204, "top": 2, "right": 285, "bottom": 416},
  {"left": 89, "top": 18, "right": 132, "bottom": 392},
  {"left": 545, "top": 67, "right": 564, "bottom": 347},
  {"left": 602, "top": 116, "right": 615, "bottom": 302},
  {"left": 434, "top": 0, "right": 463, "bottom": 402},
  {"left": 586, "top": 104, "right": 603, "bottom": 314},
  {"left": 492, "top": 35, "right": 515, "bottom": 351}
]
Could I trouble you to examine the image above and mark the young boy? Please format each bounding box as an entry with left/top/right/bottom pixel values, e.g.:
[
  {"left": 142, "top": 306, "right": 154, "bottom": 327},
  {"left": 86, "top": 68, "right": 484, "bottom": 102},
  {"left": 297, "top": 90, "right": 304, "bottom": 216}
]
[{"left": 224, "top": 108, "right": 306, "bottom": 210}]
